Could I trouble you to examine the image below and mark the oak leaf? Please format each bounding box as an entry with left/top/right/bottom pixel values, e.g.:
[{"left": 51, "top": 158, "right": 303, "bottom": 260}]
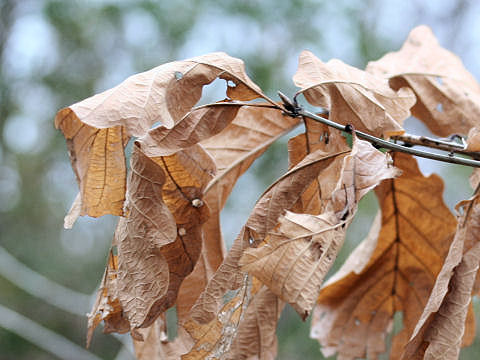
[
  {"left": 182, "top": 276, "right": 263, "bottom": 360},
  {"left": 176, "top": 105, "right": 300, "bottom": 321},
  {"left": 226, "top": 285, "right": 284, "bottom": 360},
  {"left": 311, "top": 153, "right": 456, "bottom": 360},
  {"left": 402, "top": 193, "right": 480, "bottom": 359},
  {"left": 86, "top": 249, "right": 130, "bottom": 347},
  {"left": 288, "top": 117, "right": 350, "bottom": 215},
  {"left": 115, "top": 144, "right": 177, "bottom": 329},
  {"left": 55, "top": 52, "right": 271, "bottom": 218},
  {"left": 190, "top": 148, "right": 350, "bottom": 323},
  {"left": 240, "top": 136, "right": 400, "bottom": 319},
  {"left": 293, "top": 50, "right": 416, "bottom": 137},
  {"left": 367, "top": 25, "right": 480, "bottom": 137}
]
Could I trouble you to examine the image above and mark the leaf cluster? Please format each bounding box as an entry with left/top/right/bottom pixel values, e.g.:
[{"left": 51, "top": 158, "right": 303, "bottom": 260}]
[{"left": 56, "top": 26, "right": 480, "bottom": 359}]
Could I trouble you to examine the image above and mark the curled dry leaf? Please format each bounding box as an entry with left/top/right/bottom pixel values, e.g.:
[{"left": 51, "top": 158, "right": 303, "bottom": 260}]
[
  {"left": 288, "top": 117, "right": 350, "bottom": 215},
  {"left": 133, "top": 315, "right": 191, "bottom": 360},
  {"left": 240, "top": 136, "right": 400, "bottom": 319},
  {"left": 403, "top": 193, "right": 480, "bottom": 360},
  {"left": 91, "top": 143, "right": 215, "bottom": 335},
  {"left": 176, "top": 105, "right": 300, "bottom": 321},
  {"left": 55, "top": 52, "right": 271, "bottom": 219},
  {"left": 191, "top": 148, "right": 349, "bottom": 323},
  {"left": 182, "top": 276, "right": 262, "bottom": 360},
  {"left": 293, "top": 50, "right": 415, "bottom": 138},
  {"left": 115, "top": 144, "right": 177, "bottom": 329},
  {"left": 367, "top": 25, "right": 480, "bottom": 137},
  {"left": 127, "top": 144, "right": 215, "bottom": 329},
  {"left": 311, "top": 153, "right": 456, "bottom": 360},
  {"left": 226, "top": 285, "right": 284, "bottom": 360},
  {"left": 87, "top": 250, "right": 129, "bottom": 347}
]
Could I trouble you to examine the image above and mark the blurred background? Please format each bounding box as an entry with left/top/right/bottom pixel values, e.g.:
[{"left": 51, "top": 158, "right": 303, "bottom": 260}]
[{"left": 1, "top": 0, "right": 480, "bottom": 359}]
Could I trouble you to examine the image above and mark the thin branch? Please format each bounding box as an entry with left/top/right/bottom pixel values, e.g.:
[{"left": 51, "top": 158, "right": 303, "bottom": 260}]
[
  {"left": 296, "top": 109, "right": 480, "bottom": 168},
  {"left": 390, "top": 134, "right": 480, "bottom": 160}
]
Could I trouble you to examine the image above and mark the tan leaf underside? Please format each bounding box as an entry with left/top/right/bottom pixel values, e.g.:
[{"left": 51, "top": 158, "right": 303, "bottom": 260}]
[
  {"left": 312, "top": 153, "right": 456, "bottom": 360},
  {"left": 293, "top": 50, "right": 416, "bottom": 138},
  {"left": 367, "top": 25, "right": 480, "bottom": 137}
]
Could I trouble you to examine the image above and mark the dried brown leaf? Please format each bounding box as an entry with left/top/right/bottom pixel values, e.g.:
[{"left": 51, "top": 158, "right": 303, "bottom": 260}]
[
  {"left": 402, "top": 194, "right": 480, "bottom": 359},
  {"left": 87, "top": 250, "right": 129, "bottom": 347},
  {"left": 191, "top": 148, "right": 349, "bottom": 323},
  {"left": 175, "top": 105, "right": 300, "bottom": 321},
  {"left": 116, "top": 144, "right": 177, "bottom": 328},
  {"left": 240, "top": 137, "right": 399, "bottom": 318},
  {"left": 293, "top": 50, "right": 415, "bottom": 137},
  {"left": 367, "top": 25, "right": 480, "bottom": 137},
  {"left": 139, "top": 103, "right": 243, "bottom": 157},
  {"left": 182, "top": 277, "right": 262, "bottom": 360},
  {"left": 133, "top": 315, "right": 185, "bottom": 360},
  {"left": 288, "top": 117, "right": 350, "bottom": 215},
  {"left": 107, "top": 143, "right": 215, "bottom": 331},
  {"left": 227, "top": 285, "right": 284, "bottom": 360},
  {"left": 55, "top": 118, "right": 129, "bottom": 217},
  {"left": 241, "top": 211, "right": 344, "bottom": 319},
  {"left": 55, "top": 52, "right": 270, "bottom": 219},
  {"left": 311, "top": 153, "right": 456, "bottom": 360}
]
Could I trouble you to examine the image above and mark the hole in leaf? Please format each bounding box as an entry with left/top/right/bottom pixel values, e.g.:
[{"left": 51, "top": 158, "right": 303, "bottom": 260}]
[
  {"left": 226, "top": 79, "right": 236, "bottom": 88},
  {"left": 354, "top": 318, "right": 360, "bottom": 326},
  {"left": 166, "top": 306, "right": 178, "bottom": 341},
  {"left": 150, "top": 121, "right": 162, "bottom": 130},
  {"left": 223, "top": 289, "right": 237, "bottom": 304},
  {"left": 435, "top": 76, "right": 443, "bottom": 86},
  {"left": 195, "top": 77, "right": 230, "bottom": 106},
  {"left": 174, "top": 71, "right": 183, "bottom": 80},
  {"left": 319, "top": 134, "right": 323, "bottom": 142},
  {"left": 392, "top": 311, "right": 404, "bottom": 336},
  {"left": 436, "top": 103, "right": 443, "bottom": 112},
  {"left": 324, "top": 132, "right": 329, "bottom": 144},
  {"left": 248, "top": 237, "right": 254, "bottom": 246}
]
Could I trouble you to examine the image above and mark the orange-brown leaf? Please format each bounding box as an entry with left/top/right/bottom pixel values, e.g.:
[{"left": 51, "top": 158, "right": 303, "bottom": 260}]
[
  {"left": 182, "top": 277, "right": 263, "bottom": 360},
  {"left": 402, "top": 194, "right": 480, "bottom": 359},
  {"left": 87, "top": 250, "right": 129, "bottom": 347},
  {"left": 227, "top": 285, "right": 284, "bottom": 360},
  {"left": 288, "top": 117, "right": 350, "bottom": 215},
  {"left": 293, "top": 50, "right": 415, "bottom": 137},
  {"left": 116, "top": 144, "right": 177, "bottom": 328},
  {"left": 55, "top": 52, "right": 270, "bottom": 219},
  {"left": 311, "top": 153, "right": 456, "bottom": 360},
  {"left": 367, "top": 25, "right": 480, "bottom": 137},
  {"left": 240, "top": 137, "right": 399, "bottom": 318},
  {"left": 191, "top": 148, "right": 349, "bottom": 323},
  {"left": 175, "top": 106, "right": 301, "bottom": 321}
]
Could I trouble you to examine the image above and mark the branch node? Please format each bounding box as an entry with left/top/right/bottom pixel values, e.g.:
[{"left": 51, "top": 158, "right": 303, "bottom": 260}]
[{"left": 278, "top": 91, "right": 302, "bottom": 117}]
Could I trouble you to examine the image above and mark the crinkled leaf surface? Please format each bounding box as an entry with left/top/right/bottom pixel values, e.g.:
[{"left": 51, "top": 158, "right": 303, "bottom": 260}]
[
  {"left": 55, "top": 52, "right": 270, "bottom": 218},
  {"left": 226, "top": 285, "right": 284, "bottom": 360},
  {"left": 367, "top": 25, "right": 480, "bottom": 137},
  {"left": 115, "top": 144, "right": 177, "bottom": 329},
  {"left": 403, "top": 193, "right": 480, "bottom": 359},
  {"left": 288, "top": 117, "right": 350, "bottom": 215},
  {"left": 240, "top": 137, "right": 399, "bottom": 319},
  {"left": 130, "top": 144, "right": 215, "bottom": 328},
  {"left": 87, "top": 249, "right": 130, "bottom": 347},
  {"left": 182, "top": 276, "right": 262, "bottom": 360},
  {"left": 176, "top": 105, "right": 300, "bottom": 321},
  {"left": 191, "top": 148, "right": 349, "bottom": 323},
  {"left": 311, "top": 153, "right": 456, "bottom": 360},
  {"left": 293, "top": 50, "right": 415, "bottom": 137}
]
